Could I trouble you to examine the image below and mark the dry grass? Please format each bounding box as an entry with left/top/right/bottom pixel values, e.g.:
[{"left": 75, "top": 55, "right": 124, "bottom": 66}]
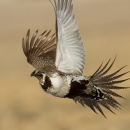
[{"left": 0, "top": 0, "right": 130, "bottom": 130}]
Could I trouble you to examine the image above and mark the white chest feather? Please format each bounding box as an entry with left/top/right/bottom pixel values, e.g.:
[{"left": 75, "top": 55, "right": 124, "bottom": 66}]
[
  {"left": 46, "top": 74, "right": 63, "bottom": 94},
  {"left": 46, "top": 75, "right": 70, "bottom": 97}
]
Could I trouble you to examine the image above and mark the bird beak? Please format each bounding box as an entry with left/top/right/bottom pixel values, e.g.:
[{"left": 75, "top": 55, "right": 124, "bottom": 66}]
[
  {"left": 30, "top": 70, "right": 40, "bottom": 77},
  {"left": 30, "top": 71, "right": 35, "bottom": 77}
]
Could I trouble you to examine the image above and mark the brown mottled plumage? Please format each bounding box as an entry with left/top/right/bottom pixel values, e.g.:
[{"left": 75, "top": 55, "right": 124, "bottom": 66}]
[{"left": 22, "top": 30, "right": 57, "bottom": 72}]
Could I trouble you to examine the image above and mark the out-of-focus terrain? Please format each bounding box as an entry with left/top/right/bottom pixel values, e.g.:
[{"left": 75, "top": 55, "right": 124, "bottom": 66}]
[{"left": 0, "top": 0, "right": 130, "bottom": 130}]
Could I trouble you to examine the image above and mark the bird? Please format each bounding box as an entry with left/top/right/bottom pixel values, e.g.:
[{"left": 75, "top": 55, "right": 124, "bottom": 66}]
[{"left": 22, "top": 0, "right": 129, "bottom": 117}]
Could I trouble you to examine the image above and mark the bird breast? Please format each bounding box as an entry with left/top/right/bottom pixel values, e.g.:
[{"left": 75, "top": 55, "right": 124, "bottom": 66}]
[
  {"left": 50, "top": 75, "right": 63, "bottom": 91},
  {"left": 41, "top": 73, "right": 70, "bottom": 97}
]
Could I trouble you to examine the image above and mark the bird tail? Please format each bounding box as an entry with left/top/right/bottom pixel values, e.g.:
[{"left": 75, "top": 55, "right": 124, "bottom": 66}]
[{"left": 74, "top": 57, "right": 130, "bottom": 117}]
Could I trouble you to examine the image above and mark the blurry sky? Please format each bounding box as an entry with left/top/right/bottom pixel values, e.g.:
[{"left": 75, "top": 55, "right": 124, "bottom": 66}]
[{"left": 0, "top": 0, "right": 130, "bottom": 130}]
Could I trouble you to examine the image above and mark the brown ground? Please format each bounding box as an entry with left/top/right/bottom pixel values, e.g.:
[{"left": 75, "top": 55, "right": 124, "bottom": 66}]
[{"left": 0, "top": 0, "right": 130, "bottom": 130}]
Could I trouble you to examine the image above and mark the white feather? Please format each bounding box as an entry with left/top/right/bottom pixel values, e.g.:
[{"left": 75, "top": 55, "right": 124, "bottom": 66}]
[
  {"left": 54, "top": 0, "right": 86, "bottom": 75},
  {"left": 50, "top": 75, "right": 62, "bottom": 91},
  {"left": 45, "top": 74, "right": 70, "bottom": 98}
]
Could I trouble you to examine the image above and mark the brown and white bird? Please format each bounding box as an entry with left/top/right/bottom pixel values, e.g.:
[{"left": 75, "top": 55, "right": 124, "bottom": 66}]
[{"left": 22, "top": 0, "right": 129, "bottom": 117}]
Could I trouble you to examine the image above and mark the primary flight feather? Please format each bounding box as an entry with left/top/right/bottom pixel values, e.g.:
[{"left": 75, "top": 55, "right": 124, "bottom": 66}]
[{"left": 22, "top": 0, "right": 129, "bottom": 117}]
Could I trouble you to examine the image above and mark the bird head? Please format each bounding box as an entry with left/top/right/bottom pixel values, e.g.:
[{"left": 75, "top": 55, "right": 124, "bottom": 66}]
[
  {"left": 31, "top": 70, "right": 52, "bottom": 91},
  {"left": 30, "top": 70, "right": 45, "bottom": 83}
]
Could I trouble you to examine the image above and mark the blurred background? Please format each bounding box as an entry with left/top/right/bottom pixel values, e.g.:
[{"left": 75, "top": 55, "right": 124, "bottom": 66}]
[{"left": 0, "top": 0, "right": 130, "bottom": 130}]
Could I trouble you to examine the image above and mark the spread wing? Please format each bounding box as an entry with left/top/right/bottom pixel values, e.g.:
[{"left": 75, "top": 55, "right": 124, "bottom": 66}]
[
  {"left": 53, "top": 0, "right": 85, "bottom": 75},
  {"left": 74, "top": 58, "right": 130, "bottom": 117},
  {"left": 22, "top": 30, "right": 56, "bottom": 71}
]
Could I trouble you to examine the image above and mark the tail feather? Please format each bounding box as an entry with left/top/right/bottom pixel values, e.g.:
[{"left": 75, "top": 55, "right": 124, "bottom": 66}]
[
  {"left": 98, "top": 65, "right": 127, "bottom": 81},
  {"left": 93, "top": 57, "right": 116, "bottom": 79},
  {"left": 102, "top": 89, "right": 125, "bottom": 99},
  {"left": 96, "top": 70, "right": 129, "bottom": 82},
  {"left": 99, "top": 101, "right": 115, "bottom": 115},
  {"left": 95, "top": 78, "right": 130, "bottom": 86},
  {"left": 97, "top": 58, "right": 116, "bottom": 78},
  {"left": 84, "top": 99, "right": 98, "bottom": 114},
  {"left": 94, "top": 102, "right": 106, "bottom": 118},
  {"left": 105, "top": 94, "right": 122, "bottom": 108},
  {"left": 74, "top": 58, "right": 129, "bottom": 117},
  {"left": 99, "top": 85, "right": 129, "bottom": 90}
]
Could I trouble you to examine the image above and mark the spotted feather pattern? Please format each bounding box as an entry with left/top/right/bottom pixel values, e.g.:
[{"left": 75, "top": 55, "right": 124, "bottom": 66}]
[{"left": 22, "top": 30, "right": 56, "bottom": 71}]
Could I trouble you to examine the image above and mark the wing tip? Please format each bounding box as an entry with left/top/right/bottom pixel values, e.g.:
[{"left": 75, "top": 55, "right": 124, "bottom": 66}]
[{"left": 27, "top": 29, "right": 30, "bottom": 36}]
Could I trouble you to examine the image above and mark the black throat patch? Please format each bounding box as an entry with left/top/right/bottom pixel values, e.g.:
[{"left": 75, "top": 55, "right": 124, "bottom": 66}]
[{"left": 40, "top": 76, "right": 52, "bottom": 91}]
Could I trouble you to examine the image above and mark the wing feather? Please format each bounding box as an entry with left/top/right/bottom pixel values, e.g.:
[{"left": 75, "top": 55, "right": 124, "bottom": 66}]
[
  {"left": 53, "top": 0, "right": 85, "bottom": 75},
  {"left": 30, "top": 30, "right": 39, "bottom": 49},
  {"left": 22, "top": 30, "right": 56, "bottom": 70}
]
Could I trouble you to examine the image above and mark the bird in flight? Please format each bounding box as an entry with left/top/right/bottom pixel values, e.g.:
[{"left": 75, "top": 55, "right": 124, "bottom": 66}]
[{"left": 22, "top": 0, "right": 129, "bottom": 117}]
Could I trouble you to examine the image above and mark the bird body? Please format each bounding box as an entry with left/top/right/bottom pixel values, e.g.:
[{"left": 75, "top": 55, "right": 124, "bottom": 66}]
[
  {"left": 22, "top": 0, "right": 129, "bottom": 117},
  {"left": 38, "top": 72, "right": 89, "bottom": 98}
]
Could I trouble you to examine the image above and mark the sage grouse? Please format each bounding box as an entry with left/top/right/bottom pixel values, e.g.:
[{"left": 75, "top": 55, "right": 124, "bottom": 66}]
[{"left": 22, "top": 0, "right": 129, "bottom": 117}]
